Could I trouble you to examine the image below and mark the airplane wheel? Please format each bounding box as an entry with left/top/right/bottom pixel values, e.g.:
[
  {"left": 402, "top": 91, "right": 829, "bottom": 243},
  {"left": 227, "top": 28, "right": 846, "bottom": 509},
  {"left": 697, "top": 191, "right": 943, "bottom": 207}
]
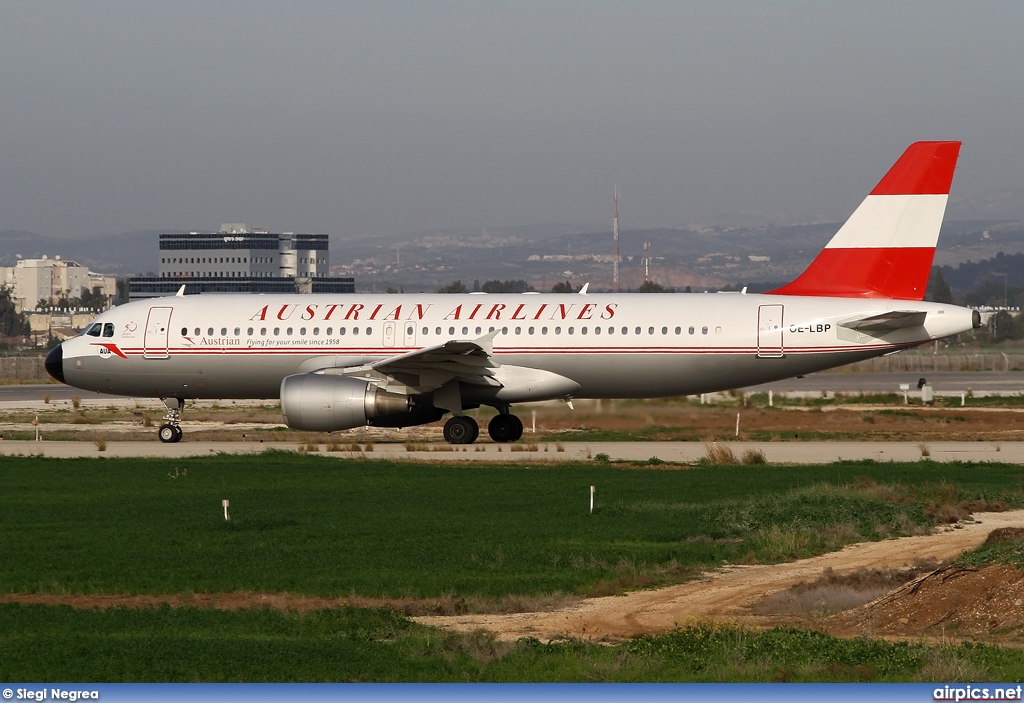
[
  {"left": 508, "top": 414, "right": 524, "bottom": 442},
  {"left": 158, "top": 424, "right": 177, "bottom": 443},
  {"left": 488, "top": 414, "right": 517, "bottom": 443},
  {"left": 172, "top": 425, "right": 184, "bottom": 443},
  {"left": 443, "top": 416, "right": 478, "bottom": 444}
]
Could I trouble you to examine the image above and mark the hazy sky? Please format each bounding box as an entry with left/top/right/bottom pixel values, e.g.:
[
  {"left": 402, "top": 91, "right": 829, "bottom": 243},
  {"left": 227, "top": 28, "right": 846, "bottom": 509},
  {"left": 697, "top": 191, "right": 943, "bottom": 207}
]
[{"left": 2, "top": 1, "right": 1023, "bottom": 239}]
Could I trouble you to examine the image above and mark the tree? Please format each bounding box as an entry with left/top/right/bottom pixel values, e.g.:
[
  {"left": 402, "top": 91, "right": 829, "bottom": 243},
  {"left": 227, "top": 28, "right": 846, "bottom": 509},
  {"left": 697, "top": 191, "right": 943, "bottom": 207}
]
[
  {"left": 551, "top": 281, "right": 575, "bottom": 293},
  {"left": 0, "top": 287, "right": 29, "bottom": 338},
  {"left": 638, "top": 281, "right": 674, "bottom": 293},
  {"left": 927, "top": 267, "right": 954, "bottom": 304},
  {"left": 481, "top": 279, "right": 533, "bottom": 293},
  {"left": 437, "top": 280, "right": 469, "bottom": 294}
]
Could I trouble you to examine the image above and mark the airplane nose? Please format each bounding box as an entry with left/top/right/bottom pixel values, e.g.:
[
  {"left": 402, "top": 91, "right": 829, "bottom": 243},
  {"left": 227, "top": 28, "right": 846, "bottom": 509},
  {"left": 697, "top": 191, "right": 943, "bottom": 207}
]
[{"left": 45, "top": 343, "right": 65, "bottom": 384}]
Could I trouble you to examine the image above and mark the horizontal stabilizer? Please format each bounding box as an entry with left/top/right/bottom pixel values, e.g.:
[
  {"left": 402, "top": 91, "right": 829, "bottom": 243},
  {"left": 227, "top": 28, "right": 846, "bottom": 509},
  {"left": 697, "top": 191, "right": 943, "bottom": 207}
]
[{"left": 838, "top": 310, "right": 927, "bottom": 332}]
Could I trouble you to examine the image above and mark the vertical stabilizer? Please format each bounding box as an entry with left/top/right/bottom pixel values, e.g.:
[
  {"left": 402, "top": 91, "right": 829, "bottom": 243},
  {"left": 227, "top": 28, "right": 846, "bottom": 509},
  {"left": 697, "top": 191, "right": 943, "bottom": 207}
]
[{"left": 768, "top": 141, "right": 961, "bottom": 300}]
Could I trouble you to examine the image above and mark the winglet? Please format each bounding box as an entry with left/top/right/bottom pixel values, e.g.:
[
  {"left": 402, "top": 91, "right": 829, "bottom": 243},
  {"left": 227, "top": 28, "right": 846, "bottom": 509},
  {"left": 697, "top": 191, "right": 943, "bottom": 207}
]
[
  {"left": 579, "top": 283, "right": 590, "bottom": 295},
  {"left": 176, "top": 285, "right": 186, "bottom": 297},
  {"left": 473, "top": 329, "right": 500, "bottom": 355},
  {"left": 768, "top": 141, "right": 961, "bottom": 300}
]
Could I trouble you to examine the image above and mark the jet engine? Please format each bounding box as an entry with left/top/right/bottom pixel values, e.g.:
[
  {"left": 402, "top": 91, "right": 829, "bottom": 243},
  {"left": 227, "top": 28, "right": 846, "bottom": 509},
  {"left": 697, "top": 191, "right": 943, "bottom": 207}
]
[{"left": 280, "top": 374, "right": 411, "bottom": 432}]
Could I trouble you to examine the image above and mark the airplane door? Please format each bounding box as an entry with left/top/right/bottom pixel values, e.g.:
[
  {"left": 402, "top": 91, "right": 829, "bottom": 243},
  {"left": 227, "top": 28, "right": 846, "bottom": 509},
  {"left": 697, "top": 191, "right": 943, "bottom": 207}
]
[
  {"left": 143, "top": 306, "right": 173, "bottom": 359},
  {"left": 403, "top": 322, "right": 417, "bottom": 347},
  {"left": 382, "top": 322, "right": 396, "bottom": 347},
  {"left": 757, "top": 304, "right": 784, "bottom": 358}
]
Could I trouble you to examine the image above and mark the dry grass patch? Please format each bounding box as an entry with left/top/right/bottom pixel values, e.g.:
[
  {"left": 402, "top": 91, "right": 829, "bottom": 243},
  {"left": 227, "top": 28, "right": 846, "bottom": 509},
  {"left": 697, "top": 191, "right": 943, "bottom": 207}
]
[{"left": 702, "top": 441, "right": 736, "bottom": 465}]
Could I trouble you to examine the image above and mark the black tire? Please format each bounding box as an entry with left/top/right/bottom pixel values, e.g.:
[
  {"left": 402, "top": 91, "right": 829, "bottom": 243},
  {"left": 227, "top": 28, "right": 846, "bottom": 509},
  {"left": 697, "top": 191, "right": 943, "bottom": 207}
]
[
  {"left": 508, "top": 414, "right": 524, "bottom": 442},
  {"left": 158, "top": 424, "right": 177, "bottom": 443},
  {"left": 172, "top": 425, "right": 184, "bottom": 443},
  {"left": 443, "top": 416, "right": 478, "bottom": 444},
  {"left": 488, "top": 414, "right": 515, "bottom": 442}
]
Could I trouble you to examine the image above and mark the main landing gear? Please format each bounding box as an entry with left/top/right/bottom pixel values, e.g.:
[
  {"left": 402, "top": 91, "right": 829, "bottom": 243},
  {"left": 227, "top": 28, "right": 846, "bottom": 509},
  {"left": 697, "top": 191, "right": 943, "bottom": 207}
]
[
  {"left": 158, "top": 397, "right": 184, "bottom": 443},
  {"left": 441, "top": 412, "right": 524, "bottom": 445}
]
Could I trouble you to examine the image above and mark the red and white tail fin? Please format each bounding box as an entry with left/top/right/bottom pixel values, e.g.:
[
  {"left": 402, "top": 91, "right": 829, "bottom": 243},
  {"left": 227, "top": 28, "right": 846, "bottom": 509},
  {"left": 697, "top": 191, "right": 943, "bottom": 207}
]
[{"left": 768, "top": 141, "right": 961, "bottom": 300}]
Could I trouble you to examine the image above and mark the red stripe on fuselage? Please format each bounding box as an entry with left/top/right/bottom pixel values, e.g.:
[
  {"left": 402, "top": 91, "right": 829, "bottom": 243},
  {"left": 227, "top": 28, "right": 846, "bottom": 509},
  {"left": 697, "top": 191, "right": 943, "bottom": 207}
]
[
  {"left": 766, "top": 247, "right": 936, "bottom": 299},
  {"left": 869, "top": 141, "right": 960, "bottom": 195}
]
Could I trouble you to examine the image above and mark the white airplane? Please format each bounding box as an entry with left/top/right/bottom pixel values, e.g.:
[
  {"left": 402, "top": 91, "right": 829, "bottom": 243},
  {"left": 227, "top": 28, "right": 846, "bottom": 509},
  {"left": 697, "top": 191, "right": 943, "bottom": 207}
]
[{"left": 46, "top": 141, "right": 979, "bottom": 444}]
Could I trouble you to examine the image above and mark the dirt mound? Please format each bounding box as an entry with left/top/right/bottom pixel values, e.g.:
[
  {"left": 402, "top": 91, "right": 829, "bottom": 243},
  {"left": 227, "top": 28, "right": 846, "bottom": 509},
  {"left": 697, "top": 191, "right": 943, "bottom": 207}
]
[{"left": 827, "top": 563, "right": 1024, "bottom": 640}]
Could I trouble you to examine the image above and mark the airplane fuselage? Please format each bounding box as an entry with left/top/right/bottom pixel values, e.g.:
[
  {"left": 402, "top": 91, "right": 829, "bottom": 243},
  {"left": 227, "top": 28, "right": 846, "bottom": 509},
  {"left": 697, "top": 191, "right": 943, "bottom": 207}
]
[{"left": 53, "top": 291, "right": 975, "bottom": 401}]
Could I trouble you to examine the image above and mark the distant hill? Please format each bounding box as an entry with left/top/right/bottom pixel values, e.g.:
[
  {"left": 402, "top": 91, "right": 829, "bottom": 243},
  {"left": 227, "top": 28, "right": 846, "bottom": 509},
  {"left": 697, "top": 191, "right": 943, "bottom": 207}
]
[
  {"left": 2, "top": 218, "right": 1024, "bottom": 295},
  {"left": 0, "top": 230, "right": 170, "bottom": 275}
]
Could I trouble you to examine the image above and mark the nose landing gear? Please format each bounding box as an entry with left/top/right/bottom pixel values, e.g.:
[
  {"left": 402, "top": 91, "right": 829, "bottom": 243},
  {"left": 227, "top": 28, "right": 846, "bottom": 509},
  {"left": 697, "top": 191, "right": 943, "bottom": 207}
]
[{"left": 158, "top": 397, "right": 185, "bottom": 443}]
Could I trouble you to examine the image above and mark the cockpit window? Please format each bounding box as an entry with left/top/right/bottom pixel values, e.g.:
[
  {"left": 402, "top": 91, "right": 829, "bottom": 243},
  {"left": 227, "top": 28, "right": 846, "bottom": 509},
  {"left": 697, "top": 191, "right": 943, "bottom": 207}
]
[
  {"left": 102, "top": 323, "right": 115, "bottom": 338},
  {"left": 85, "top": 323, "right": 101, "bottom": 337}
]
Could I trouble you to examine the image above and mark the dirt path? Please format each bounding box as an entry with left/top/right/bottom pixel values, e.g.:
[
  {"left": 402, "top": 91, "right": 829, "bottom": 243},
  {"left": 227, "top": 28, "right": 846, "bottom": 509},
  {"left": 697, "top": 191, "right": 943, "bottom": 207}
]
[{"left": 414, "top": 510, "right": 1024, "bottom": 642}]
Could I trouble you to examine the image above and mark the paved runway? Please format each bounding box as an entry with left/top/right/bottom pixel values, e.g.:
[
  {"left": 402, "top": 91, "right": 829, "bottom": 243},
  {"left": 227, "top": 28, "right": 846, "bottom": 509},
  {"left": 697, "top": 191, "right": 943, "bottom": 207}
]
[
  {"left": 3, "top": 439, "right": 1023, "bottom": 463},
  {"left": 5, "top": 369, "right": 1024, "bottom": 406}
]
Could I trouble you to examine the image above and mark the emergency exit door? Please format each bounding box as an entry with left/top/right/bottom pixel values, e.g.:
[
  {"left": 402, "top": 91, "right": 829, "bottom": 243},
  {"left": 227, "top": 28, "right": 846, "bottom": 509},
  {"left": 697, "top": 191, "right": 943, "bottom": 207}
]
[
  {"left": 757, "top": 304, "right": 784, "bottom": 358},
  {"left": 144, "top": 306, "right": 173, "bottom": 359}
]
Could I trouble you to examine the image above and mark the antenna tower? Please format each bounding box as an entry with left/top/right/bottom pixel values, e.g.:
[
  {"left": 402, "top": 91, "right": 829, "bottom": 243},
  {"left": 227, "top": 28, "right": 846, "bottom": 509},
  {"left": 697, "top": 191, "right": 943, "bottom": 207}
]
[
  {"left": 644, "top": 242, "right": 651, "bottom": 283},
  {"left": 612, "top": 186, "right": 620, "bottom": 293}
]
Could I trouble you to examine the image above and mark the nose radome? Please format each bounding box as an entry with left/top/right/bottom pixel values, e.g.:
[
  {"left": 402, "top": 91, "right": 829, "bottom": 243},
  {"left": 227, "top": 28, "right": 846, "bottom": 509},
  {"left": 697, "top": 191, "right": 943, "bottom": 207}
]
[{"left": 45, "top": 343, "right": 65, "bottom": 384}]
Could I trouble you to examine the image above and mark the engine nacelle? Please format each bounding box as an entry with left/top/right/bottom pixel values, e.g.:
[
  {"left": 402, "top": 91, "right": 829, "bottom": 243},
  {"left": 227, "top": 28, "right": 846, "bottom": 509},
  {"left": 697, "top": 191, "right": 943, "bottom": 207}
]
[{"left": 280, "top": 374, "right": 411, "bottom": 432}]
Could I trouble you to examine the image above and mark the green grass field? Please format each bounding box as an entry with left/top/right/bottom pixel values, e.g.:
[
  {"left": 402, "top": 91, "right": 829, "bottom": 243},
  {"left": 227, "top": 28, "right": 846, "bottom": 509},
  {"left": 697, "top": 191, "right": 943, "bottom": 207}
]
[
  {"left": 3, "top": 452, "right": 1024, "bottom": 681},
  {"left": 3, "top": 605, "right": 1024, "bottom": 682}
]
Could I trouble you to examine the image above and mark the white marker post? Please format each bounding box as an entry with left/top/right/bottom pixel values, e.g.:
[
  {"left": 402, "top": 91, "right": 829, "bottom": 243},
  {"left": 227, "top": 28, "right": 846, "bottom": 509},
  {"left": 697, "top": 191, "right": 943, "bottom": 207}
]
[
  {"left": 590, "top": 486, "right": 595, "bottom": 515},
  {"left": 222, "top": 499, "right": 230, "bottom": 522},
  {"left": 735, "top": 413, "right": 740, "bottom": 437}
]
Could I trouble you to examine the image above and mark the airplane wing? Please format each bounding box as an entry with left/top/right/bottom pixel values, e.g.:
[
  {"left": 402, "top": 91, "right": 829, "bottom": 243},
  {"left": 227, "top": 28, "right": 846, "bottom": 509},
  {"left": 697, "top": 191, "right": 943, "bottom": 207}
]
[
  {"left": 322, "top": 331, "right": 502, "bottom": 393},
  {"left": 838, "top": 310, "right": 927, "bottom": 332}
]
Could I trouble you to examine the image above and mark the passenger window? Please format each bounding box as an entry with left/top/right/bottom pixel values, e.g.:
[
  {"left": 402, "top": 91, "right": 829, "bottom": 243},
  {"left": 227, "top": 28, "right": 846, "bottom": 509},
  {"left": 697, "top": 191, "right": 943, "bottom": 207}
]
[
  {"left": 436, "top": 327, "right": 442, "bottom": 335},
  {"left": 340, "top": 327, "right": 346, "bottom": 335},
  {"left": 102, "top": 323, "right": 115, "bottom": 337},
  {"left": 462, "top": 327, "right": 469, "bottom": 335},
  {"left": 675, "top": 327, "right": 681, "bottom": 335},
  {"left": 448, "top": 326, "right": 455, "bottom": 335},
  {"left": 501, "top": 327, "right": 508, "bottom": 334},
  {"left": 515, "top": 327, "right": 521, "bottom": 335},
  {"left": 635, "top": 327, "right": 641, "bottom": 335},
  {"left": 194, "top": 328, "right": 200, "bottom": 336},
  {"left": 86, "top": 324, "right": 101, "bottom": 337},
  {"left": 662, "top": 326, "right": 668, "bottom": 335},
  {"left": 594, "top": 327, "right": 600, "bottom": 335},
  {"left": 247, "top": 327, "right": 254, "bottom": 335},
  {"left": 555, "top": 326, "right": 562, "bottom": 334},
  {"left": 353, "top": 327, "right": 360, "bottom": 336},
  {"left": 365, "top": 327, "right": 371, "bottom": 335},
  {"left": 648, "top": 327, "right": 655, "bottom": 335},
  {"left": 621, "top": 327, "right": 627, "bottom": 335},
  {"left": 313, "top": 327, "right": 319, "bottom": 335},
  {"left": 541, "top": 327, "right": 548, "bottom": 335},
  {"left": 180, "top": 327, "right": 187, "bottom": 336},
  {"left": 567, "top": 327, "right": 574, "bottom": 335},
  {"left": 716, "top": 326, "right": 723, "bottom": 335},
  {"left": 689, "top": 326, "right": 695, "bottom": 335},
  {"left": 274, "top": 328, "right": 280, "bottom": 336},
  {"left": 326, "top": 327, "right": 333, "bottom": 335},
  {"left": 260, "top": 328, "right": 267, "bottom": 336},
  {"left": 702, "top": 326, "right": 708, "bottom": 335},
  {"left": 234, "top": 327, "right": 240, "bottom": 335},
  {"left": 221, "top": 328, "right": 227, "bottom": 335},
  {"left": 475, "top": 327, "right": 482, "bottom": 335},
  {"left": 420, "top": 326, "right": 426, "bottom": 335}
]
